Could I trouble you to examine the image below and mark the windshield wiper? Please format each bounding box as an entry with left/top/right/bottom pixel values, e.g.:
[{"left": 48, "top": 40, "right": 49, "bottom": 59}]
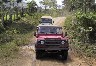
[
  {"left": 40, "top": 32, "right": 45, "bottom": 33},
  {"left": 50, "top": 32, "right": 54, "bottom": 33},
  {"left": 50, "top": 32, "right": 57, "bottom": 34}
]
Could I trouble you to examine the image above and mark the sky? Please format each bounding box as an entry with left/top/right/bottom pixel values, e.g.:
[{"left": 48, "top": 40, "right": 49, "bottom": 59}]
[{"left": 23, "top": 0, "right": 64, "bottom": 6}]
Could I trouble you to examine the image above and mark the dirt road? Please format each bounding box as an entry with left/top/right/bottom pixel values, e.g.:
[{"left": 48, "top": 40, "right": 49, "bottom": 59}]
[{"left": 2, "top": 17, "right": 95, "bottom": 66}]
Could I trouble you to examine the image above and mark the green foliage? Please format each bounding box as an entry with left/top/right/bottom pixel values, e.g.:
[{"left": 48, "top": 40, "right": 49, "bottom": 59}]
[
  {"left": 0, "top": 12, "right": 43, "bottom": 61},
  {"left": 75, "top": 12, "right": 96, "bottom": 41},
  {"left": 65, "top": 12, "right": 96, "bottom": 43},
  {"left": 27, "top": 0, "right": 37, "bottom": 14},
  {"left": 2, "top": 0, "right": 8, "bottom": 3},
  {"left": 76, "top": 12, "right": 96, "bottom": 29},
  {"left": 0, "top": 25, "right": 5, "bottom": 33},
  {"left": 40, "top": 0, "right": 51, "bottom": 8},
  {"left": 62, "top": 0, "right": 95, "bottom": 12},
  {"left": 39, "top": 0, "right": 57, "bottom": 12},
  {"left": 64, "top": 13, "right": 96, "bottom": 58},
  {"left": 0, "top": 0, "right": 44, "bottom": 63},
  {"left": 0, "top": 23, "right": 31, "bottom": 59},
  {"left": 64, "top": 16, "right": 73, "bottom": 29},
  {"left": 63, "top": 0, "right": 96, "bottom": 60}
]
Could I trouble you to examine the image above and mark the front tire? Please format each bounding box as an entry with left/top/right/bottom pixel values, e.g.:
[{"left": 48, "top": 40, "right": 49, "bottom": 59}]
[
  {"left": 36, "top": 50, "right": 44, "bottom": 59},
  {"left": 61, "top": 50, "right": 68, "bottom": 60}
]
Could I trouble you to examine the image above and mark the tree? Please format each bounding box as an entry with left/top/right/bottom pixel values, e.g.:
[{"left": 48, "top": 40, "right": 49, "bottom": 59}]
[
  {"left": 27, "top": 0, "right": 37, "bottom": 14},
  {"left": 39, "top": 0, "right": 57, "bottom": 14},
  {"left": 16, "top": 0, "right": 22, "bottom": 18},
  {"left": 0, "top": 0, "right": 7, "bottom": 27},
  {"left": 62, "top": 0, "right": 95, "bottom": 12},
  {"left": 50, "top": 0, "right": 57, "bottom": 9},
  {"left": 17, "top": 0, "right": 22, "bottom": 3},
  {"left": 39, "top": 0, "right": 51, "bottom": 11},
  {"left": 2, "top": 0, "right": 8, "bottom": 3}
]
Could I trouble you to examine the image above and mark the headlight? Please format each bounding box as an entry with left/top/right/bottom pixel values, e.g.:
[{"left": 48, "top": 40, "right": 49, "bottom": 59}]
[
  {"left": 61, "top": 41, "right": 65, "bottom": 44},
  {"left": 41, "top": 41, "right": 44, "bottom": 44}
]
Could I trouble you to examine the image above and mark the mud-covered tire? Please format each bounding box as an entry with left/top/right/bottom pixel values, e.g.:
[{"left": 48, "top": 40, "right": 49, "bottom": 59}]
[
  {"left": 61, "top": 50, "right": 68, "bottom": 60},
  {"left": 36, "top": 50, "right": 43, "bottom": 59}
]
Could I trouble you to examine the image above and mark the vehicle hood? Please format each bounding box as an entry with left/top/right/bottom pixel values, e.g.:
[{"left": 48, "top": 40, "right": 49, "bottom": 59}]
[
  {"left": 37, "top": 35, "right": 68, "bottom": 40},
  {"left": 38, "top": 35, "right": 62, "bottom": 39}
]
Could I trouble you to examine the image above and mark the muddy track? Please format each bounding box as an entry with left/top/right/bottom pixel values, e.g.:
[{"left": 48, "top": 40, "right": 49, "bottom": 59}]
[{"left": 4, "top": 17, "right": 95, "bottom": 66}]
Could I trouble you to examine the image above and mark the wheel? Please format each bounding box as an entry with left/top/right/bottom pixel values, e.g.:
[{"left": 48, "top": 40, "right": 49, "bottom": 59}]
[
  {"left": 36, "top": 50, "right": 43, "bottom": 59},
  {"left": 36, "top": 50, "right": 41, "bottom": 59},
  {"left": 61, "top": 50, "right": 68, "bottom": 60}
]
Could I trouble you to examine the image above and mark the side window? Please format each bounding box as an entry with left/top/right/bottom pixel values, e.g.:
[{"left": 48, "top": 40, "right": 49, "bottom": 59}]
[
  {"left": 57, "top": 28, "right": 60, "bottom": 33},
  {"left": 57, "top": 28, "right": 62, "bottom": 34}
]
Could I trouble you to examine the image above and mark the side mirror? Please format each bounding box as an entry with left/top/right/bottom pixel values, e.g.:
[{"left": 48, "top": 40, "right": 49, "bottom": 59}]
[
  {"left": 65, "top": 32, "right": 68, "bottom": 36},
  {"left": 53, "top": 21, "right": 54, "bottom": 23},
  {"left": 34, "top": 32, "right": 36, "bottom": 36}
]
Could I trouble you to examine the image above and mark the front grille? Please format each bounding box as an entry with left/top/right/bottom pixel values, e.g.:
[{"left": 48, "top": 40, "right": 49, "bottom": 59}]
[
  {"left": 45, "top": 38, "right": 61, "bottom": 40},
  {"left": 45, "top": 40, "right": 61, "bottom": 44},
  {"left": 45, "top": 38, "right": 61, "bottom": 45}
]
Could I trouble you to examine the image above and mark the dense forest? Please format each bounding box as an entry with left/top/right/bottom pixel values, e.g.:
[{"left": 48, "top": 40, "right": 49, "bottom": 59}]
[
  {"left": 63, "top": 0, "right": 96, "bottom": 57},
  {"left": 0, "top": 0, "right": 42, "bottom": 60}
]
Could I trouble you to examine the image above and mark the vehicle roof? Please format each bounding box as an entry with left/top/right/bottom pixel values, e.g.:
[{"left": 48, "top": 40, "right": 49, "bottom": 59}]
[
  {"left": 38, "top": 23, "right": 52, "bottom": 26},
  {"left": 41, "top": 16, "right": 52, "bottom": 18},
  {"left": 37, "top": 24, "right": 61, "bottom": 28}
]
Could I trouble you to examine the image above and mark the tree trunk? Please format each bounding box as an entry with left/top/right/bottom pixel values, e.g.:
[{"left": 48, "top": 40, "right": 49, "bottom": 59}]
[
  {"left": 9, "top": 12, "right": 12, "bottom": 23},
  {"left": 16, "top": 3, "right": 18, "bottom": 19},
  {"left": 14, "top": 12, "right": 15, "bottom": 20},
  {"left": 16, "top": 9, "right": 18, "bottom": 19},
  {"left": 6, "top": 12, "right": 7, "bottom": 21},
  {"left": 1, "top": 4, "right": 5, "bottom": 27},
  {"left": 44, "top": 5, "right": 47, "bottom": 13}
]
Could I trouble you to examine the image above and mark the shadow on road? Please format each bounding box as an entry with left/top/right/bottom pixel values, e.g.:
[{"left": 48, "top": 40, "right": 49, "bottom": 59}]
[{"left": 37, "top": 53, "right": 73, "bottom": 64}]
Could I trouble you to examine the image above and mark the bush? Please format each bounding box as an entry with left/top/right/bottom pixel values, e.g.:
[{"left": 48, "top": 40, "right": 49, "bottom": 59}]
[
  {"left": 0, "top": 12, "right": 43, "bottom": 60},
  {"left": 64, "top": 12, "right": 96, "bottom": 58},
  {"left": 75, "top": 12, "right": 96, "bottom": 43}
]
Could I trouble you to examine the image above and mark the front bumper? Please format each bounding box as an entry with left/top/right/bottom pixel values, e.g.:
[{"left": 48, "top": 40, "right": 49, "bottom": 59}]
[
  {"left": 35, "top": 47, "right": 69, "bottom": 51},
  {"left": 35, "top": 42, "right": 69, "bottom": 51}
]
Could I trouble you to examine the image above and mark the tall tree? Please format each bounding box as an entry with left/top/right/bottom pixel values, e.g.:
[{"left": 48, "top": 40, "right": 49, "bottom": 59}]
[
  {"left": 16, "top": 0, "right": 22, "bottom": 18},
  {"left": 0, "top": 0, "right": 8, "bottom": 27},
  {"left": 50, "top": 0, "right": 57, "bottom": 9},
  {"left": 39, "top": 0, "right": 57, "bottom": 14},
  {"left": 62, "top": 0, "right": 95, "bottom": 12},
  {"left": 27, "top": 0, "right": 37, "bottom": 14},
  {"left": 39, "top": 0, "right": 51, "bottom": 10}
]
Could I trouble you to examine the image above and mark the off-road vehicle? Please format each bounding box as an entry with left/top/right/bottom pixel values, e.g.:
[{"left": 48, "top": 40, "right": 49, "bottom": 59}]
[
  {"left": 40, "top": 16, "right": 54, "bottom": 25},
  {"left": 34, "top": 25, "right": 69, "bottom": 60}
]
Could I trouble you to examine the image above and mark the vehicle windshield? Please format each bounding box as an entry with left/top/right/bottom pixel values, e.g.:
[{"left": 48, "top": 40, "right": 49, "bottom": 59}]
[
  {"left": 41, "top": 18, "right": 52, "bottom": 23},
  {"left": 38, "top": 26, "right": 62, "bottom": 34}
]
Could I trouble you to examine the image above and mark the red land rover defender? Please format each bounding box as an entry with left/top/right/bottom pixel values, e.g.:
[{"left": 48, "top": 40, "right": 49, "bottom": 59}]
[{"left": 34, "top": 25, "right": 69, "bottom": 60}]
